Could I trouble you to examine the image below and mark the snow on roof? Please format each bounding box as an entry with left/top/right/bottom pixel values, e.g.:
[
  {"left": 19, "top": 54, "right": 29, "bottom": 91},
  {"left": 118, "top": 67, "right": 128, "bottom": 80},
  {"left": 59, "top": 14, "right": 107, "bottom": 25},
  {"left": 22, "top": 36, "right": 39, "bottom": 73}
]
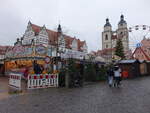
[
  {"left": 119, "top": 60, "right": 138, "bottom": 64},
  {"left": 139, "top": 60, "right": 145, "bottom": 63}
]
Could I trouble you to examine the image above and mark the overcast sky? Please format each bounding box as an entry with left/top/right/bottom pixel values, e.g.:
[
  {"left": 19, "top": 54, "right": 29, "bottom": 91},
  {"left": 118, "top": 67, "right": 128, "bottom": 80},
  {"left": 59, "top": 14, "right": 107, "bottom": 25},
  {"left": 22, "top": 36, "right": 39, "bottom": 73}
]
[{"left": 0, "top": 0, "right": 150, "bottom": 51}]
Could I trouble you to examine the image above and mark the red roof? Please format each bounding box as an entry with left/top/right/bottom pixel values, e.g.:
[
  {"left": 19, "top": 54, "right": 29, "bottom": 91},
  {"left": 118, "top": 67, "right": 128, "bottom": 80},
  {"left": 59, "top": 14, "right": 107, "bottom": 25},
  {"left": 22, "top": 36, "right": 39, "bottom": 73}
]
[
  {"left": 132, "top": 47, "right": 150, "bottom": 61},
  {"left": 31, "top": 24, "right": 85, "bottom": 51}
]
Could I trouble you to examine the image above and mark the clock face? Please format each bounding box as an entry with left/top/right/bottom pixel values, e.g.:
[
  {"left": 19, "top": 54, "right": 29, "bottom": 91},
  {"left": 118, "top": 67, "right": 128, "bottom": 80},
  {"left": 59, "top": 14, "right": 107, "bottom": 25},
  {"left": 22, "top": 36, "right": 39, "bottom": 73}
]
[{"left": 45, "top": 56, "right": 51, "bottom": 64}]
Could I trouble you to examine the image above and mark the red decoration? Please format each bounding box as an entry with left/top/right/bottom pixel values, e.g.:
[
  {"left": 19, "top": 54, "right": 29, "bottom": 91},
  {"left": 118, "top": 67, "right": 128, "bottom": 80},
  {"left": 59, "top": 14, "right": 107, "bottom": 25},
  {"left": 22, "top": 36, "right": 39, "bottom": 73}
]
[
  {"left": 29, "top": 76, "right": 31, "bottom": 79},
  {"left": 46, "top": 75, "right": 49, "bottom": 79},
  {"left": 34, "top": 76, "right": 37, "bottom": 79},
  {"left": 40, "top": 75, "right": 43, "bottom": 79},
  {"left": 51, "top": 75, "right": 54, "bottom": 78}
]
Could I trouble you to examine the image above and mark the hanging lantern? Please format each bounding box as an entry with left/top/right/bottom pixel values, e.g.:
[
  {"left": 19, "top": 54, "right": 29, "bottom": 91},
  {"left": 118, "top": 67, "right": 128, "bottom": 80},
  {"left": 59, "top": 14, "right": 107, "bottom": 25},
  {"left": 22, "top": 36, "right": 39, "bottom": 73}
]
[
  {"left": 129, "top": 29, "right": 132, "bottom": 32},
  {"left": 135, "top": 25, "right": 139, "bottom": 30},
  {"left": 143, "top": 25, "right": 146, "bottom": 30},
  {"left": 129, "top": 27, "right": 132, "bottom": 32}
]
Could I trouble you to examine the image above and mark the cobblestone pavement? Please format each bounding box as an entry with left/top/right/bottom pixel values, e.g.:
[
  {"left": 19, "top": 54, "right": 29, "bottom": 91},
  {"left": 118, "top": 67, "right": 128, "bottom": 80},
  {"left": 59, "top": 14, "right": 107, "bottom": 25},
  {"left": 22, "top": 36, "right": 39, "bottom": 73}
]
[
  {"left": 0, "top": 77, "right": 9, "bottom": 100},
  {"left": 1, "top": 76, "right": 150, "bottom": 113}
]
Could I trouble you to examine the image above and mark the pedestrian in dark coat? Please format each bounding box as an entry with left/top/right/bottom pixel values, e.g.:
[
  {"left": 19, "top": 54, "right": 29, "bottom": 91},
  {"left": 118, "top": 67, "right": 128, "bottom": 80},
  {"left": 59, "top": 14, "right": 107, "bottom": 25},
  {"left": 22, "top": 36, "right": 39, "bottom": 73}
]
[
  {"left": 33, "top": 60, "right": 42, "bottom": 74},
  {"left": 107, "top": 67, "right": 114, "bottom": 87}
]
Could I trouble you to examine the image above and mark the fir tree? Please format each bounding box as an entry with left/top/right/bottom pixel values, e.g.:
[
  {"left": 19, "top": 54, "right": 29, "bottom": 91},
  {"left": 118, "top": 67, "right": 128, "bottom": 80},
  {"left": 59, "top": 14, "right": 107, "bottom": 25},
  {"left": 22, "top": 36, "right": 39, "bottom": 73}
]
[{"left": 115, "top": 38, "right": 125, "bottom": 59}]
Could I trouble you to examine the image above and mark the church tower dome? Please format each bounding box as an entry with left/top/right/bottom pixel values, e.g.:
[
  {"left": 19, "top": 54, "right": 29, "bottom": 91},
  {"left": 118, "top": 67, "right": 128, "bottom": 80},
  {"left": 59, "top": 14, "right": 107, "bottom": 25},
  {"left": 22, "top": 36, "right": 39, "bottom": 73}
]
[
  {"left": 117, "top": 14, "right": 129, "bottom": 53},
  {"left": 102, "top": 18, "right": 112, "bottom": 50},
  {"left": 118, "top": 14, "right": 127, "bottom": 28},
  {"left": 104, "top": 18, "right": 111, "bottom": 27},
  {"left": 104, "top": 18, "right": 112, "bottom": 31}
]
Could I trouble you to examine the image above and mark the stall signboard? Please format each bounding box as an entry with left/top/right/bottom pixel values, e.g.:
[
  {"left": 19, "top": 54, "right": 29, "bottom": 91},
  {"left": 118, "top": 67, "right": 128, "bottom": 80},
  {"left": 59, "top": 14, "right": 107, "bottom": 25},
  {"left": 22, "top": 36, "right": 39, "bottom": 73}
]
[
  {"left": 5, "top": 45, "right": 49, "bottom": 58},
  {"left": 45, "top": 56, "right": 51, "bottom": 64},
  {"left": 47, "top": 48, "right": 52, "bottom": 56},
  {"left": 13, "top": 46, "right": 25, "bottom": 57},
  {"left": 9, "top": 73, "right": 21, "bottom": 89},
  {"left": 24, "top": 46, "right": 33, "bottom": 56},
  {"left": 35, "top": 45, "right": 46, "bottom": 56},
  {"left": 5, "top": 50, "right": 14, "bottom": 58}
]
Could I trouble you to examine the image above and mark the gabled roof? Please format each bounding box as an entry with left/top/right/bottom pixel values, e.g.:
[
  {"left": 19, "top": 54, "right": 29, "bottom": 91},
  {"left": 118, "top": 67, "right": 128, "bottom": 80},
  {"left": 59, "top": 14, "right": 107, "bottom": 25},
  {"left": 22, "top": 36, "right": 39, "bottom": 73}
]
[
  {"left": 30, "top": 24, "right": 86, "bottom": 51},
  {"left": 132, "top": 47, "right": 150, "bottom": 61}
]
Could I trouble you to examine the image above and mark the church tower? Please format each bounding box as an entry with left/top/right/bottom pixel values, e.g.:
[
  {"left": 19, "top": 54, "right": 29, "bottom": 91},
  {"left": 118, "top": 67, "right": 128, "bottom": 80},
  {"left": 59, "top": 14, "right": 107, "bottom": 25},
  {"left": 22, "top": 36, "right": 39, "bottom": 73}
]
[
  {"left": 102, "top": 18, "right": 112, "bottom": 49},
  {"left": 117, "top": 14, "right": 129, "bottom": 52},
  {"left": 57, "top": 24, "right": 65, "bottom": 49}
]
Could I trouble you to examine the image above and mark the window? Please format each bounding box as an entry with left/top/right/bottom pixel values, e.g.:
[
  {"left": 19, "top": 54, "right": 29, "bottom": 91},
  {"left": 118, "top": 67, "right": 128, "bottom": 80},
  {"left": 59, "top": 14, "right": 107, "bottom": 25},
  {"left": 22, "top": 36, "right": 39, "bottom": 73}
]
[
  {"left": 106, "top": 44, "right": 108, "bottom": 48},
  {"left": 105, "top": 34, "right": 108, "bottom": 40}
]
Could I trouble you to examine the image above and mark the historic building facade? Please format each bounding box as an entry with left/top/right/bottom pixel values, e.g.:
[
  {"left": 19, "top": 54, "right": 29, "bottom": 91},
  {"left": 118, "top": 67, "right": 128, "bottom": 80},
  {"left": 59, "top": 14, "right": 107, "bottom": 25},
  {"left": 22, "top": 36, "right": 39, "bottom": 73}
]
[
  {"left": 14, "top": 21, "right": 88, "bottom": 59},
  {"left": 132, "top": 38, "right": 150, "bottom": 61},
  {"left": 0, "top": 46, "right": 12, "bottom": 60},
  {"left": 101, "top": 15, "right": 129, "bottom": 62}
]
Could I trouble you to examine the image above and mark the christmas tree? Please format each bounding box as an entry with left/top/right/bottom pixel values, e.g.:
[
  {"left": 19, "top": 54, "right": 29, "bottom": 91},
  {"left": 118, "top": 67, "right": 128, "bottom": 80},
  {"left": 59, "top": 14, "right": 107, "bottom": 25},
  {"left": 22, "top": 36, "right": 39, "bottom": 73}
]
[{"left": 115, "top": 38, "right": 125, "bottom": 59}]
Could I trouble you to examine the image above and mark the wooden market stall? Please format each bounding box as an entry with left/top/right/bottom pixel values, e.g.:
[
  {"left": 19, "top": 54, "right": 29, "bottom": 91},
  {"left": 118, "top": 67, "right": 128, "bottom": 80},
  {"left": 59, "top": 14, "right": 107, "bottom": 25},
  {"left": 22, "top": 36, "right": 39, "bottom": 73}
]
[
  {"left": 118, "top": 60, "right": 140, "bottom": 78},
  {"left": 139, "top": 60, "right": 148, "bottom": 76},
  {"left": 145, "top": 61, "right": 150, "bottom": 76},
  {"left": 0, "top": 60, "right": 4, "bottom": 76}
]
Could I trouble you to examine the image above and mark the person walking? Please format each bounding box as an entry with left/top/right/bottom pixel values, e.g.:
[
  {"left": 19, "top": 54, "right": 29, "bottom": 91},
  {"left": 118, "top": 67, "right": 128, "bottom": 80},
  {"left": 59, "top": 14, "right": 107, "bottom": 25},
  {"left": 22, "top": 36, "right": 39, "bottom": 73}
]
[
  {"left": 107, "top": 66, "right": 114, "bottom": 87},
  {"left": 114, "top": 65, "right": 122, "bottom": 87},
  {"left": 33, "top": 60, "right": 42, "bottom": 74}
]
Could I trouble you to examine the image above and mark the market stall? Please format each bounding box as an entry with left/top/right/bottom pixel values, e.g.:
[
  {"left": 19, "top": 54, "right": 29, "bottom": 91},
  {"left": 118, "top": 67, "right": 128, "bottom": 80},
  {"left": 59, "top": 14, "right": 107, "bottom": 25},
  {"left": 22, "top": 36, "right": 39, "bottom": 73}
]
[{"left": 118, "top": 60, "right": 140, "bottom": 78}]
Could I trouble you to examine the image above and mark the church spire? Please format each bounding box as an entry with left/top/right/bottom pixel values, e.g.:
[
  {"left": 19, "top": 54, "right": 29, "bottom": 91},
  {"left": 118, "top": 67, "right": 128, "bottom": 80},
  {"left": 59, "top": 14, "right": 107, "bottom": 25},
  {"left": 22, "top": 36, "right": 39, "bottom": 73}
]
[
  {"left": 118, "top": 14, "right": 127, "bottom": 25},
  {"left": 104, "top": 18, "right": 111, "bottom": 27},
  {"left": 57, "top": 24, "right": 62, "bottom": 33}
]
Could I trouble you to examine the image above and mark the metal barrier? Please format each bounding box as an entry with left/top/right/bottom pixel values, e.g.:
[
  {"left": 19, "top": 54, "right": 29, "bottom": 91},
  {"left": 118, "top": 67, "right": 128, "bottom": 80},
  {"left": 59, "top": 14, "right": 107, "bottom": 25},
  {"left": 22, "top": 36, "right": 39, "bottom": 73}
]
[
  {"left": 9, "top": 73, "right": 21, "bottom": 90},
  {"left": 27, "top": 74, "right": 59, "bottom": 89}
]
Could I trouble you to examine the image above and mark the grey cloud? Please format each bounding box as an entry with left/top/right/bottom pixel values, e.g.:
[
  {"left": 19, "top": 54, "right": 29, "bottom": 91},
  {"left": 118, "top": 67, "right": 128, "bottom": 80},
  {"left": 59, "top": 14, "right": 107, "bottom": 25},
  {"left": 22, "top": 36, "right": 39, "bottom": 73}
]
[{"left": 0, "top": 0, "right": 150, "bottom": 51}]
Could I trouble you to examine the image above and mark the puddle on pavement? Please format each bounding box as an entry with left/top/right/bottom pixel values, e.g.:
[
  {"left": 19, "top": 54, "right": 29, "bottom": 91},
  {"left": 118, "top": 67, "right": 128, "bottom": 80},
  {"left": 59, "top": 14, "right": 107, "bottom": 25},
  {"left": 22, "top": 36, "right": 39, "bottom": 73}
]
[
  {"left": 0, "top": 87, "right": 27, "bottom": 100},
  {"left": 0, "top": 77, "right": 28, "bottom": 100},
  {"left": 0, "top": 92, "right": 9, "bottom": 100}
]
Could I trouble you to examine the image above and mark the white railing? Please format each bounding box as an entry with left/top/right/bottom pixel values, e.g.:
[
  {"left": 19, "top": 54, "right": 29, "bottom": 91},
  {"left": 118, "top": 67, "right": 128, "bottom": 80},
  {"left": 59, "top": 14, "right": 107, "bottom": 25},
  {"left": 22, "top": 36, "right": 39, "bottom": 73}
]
[{"left": 27, "top": 74, "right": 59, "bottom": 89}]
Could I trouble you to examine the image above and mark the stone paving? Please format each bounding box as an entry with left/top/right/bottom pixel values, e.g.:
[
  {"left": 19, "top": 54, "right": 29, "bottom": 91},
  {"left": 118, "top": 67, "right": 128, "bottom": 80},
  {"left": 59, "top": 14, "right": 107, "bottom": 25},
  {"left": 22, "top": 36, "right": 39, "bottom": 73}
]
[
  {"left": 0, "top": 77, "right": 9, "bottom": 100},
  {"left": 1, "top": 76, "right": 150, "bottom": 113}
]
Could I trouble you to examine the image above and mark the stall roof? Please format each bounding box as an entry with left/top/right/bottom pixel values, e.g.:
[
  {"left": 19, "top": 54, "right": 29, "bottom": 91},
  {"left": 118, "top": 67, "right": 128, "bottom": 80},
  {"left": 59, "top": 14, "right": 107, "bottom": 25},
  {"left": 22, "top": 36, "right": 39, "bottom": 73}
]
[
  {"left": 119, "top": 60, "right": 139, "bottom": 64},
  {"left": 139, "top": 60, "right": 146, "bottom": 63}
]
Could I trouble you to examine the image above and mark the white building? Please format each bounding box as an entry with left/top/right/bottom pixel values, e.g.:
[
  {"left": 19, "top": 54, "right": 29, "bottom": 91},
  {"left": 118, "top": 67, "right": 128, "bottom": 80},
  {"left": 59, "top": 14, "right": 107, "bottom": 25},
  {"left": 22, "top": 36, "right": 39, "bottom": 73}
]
[
  {"left": 14, "top": 21, "right": 88, "bottom": 59},
  {"left": 102, "top": 15, "right": 129, "bottom": 52},
  {"left": 101, "top": 15, "right": 129, "bottom": 62}
]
